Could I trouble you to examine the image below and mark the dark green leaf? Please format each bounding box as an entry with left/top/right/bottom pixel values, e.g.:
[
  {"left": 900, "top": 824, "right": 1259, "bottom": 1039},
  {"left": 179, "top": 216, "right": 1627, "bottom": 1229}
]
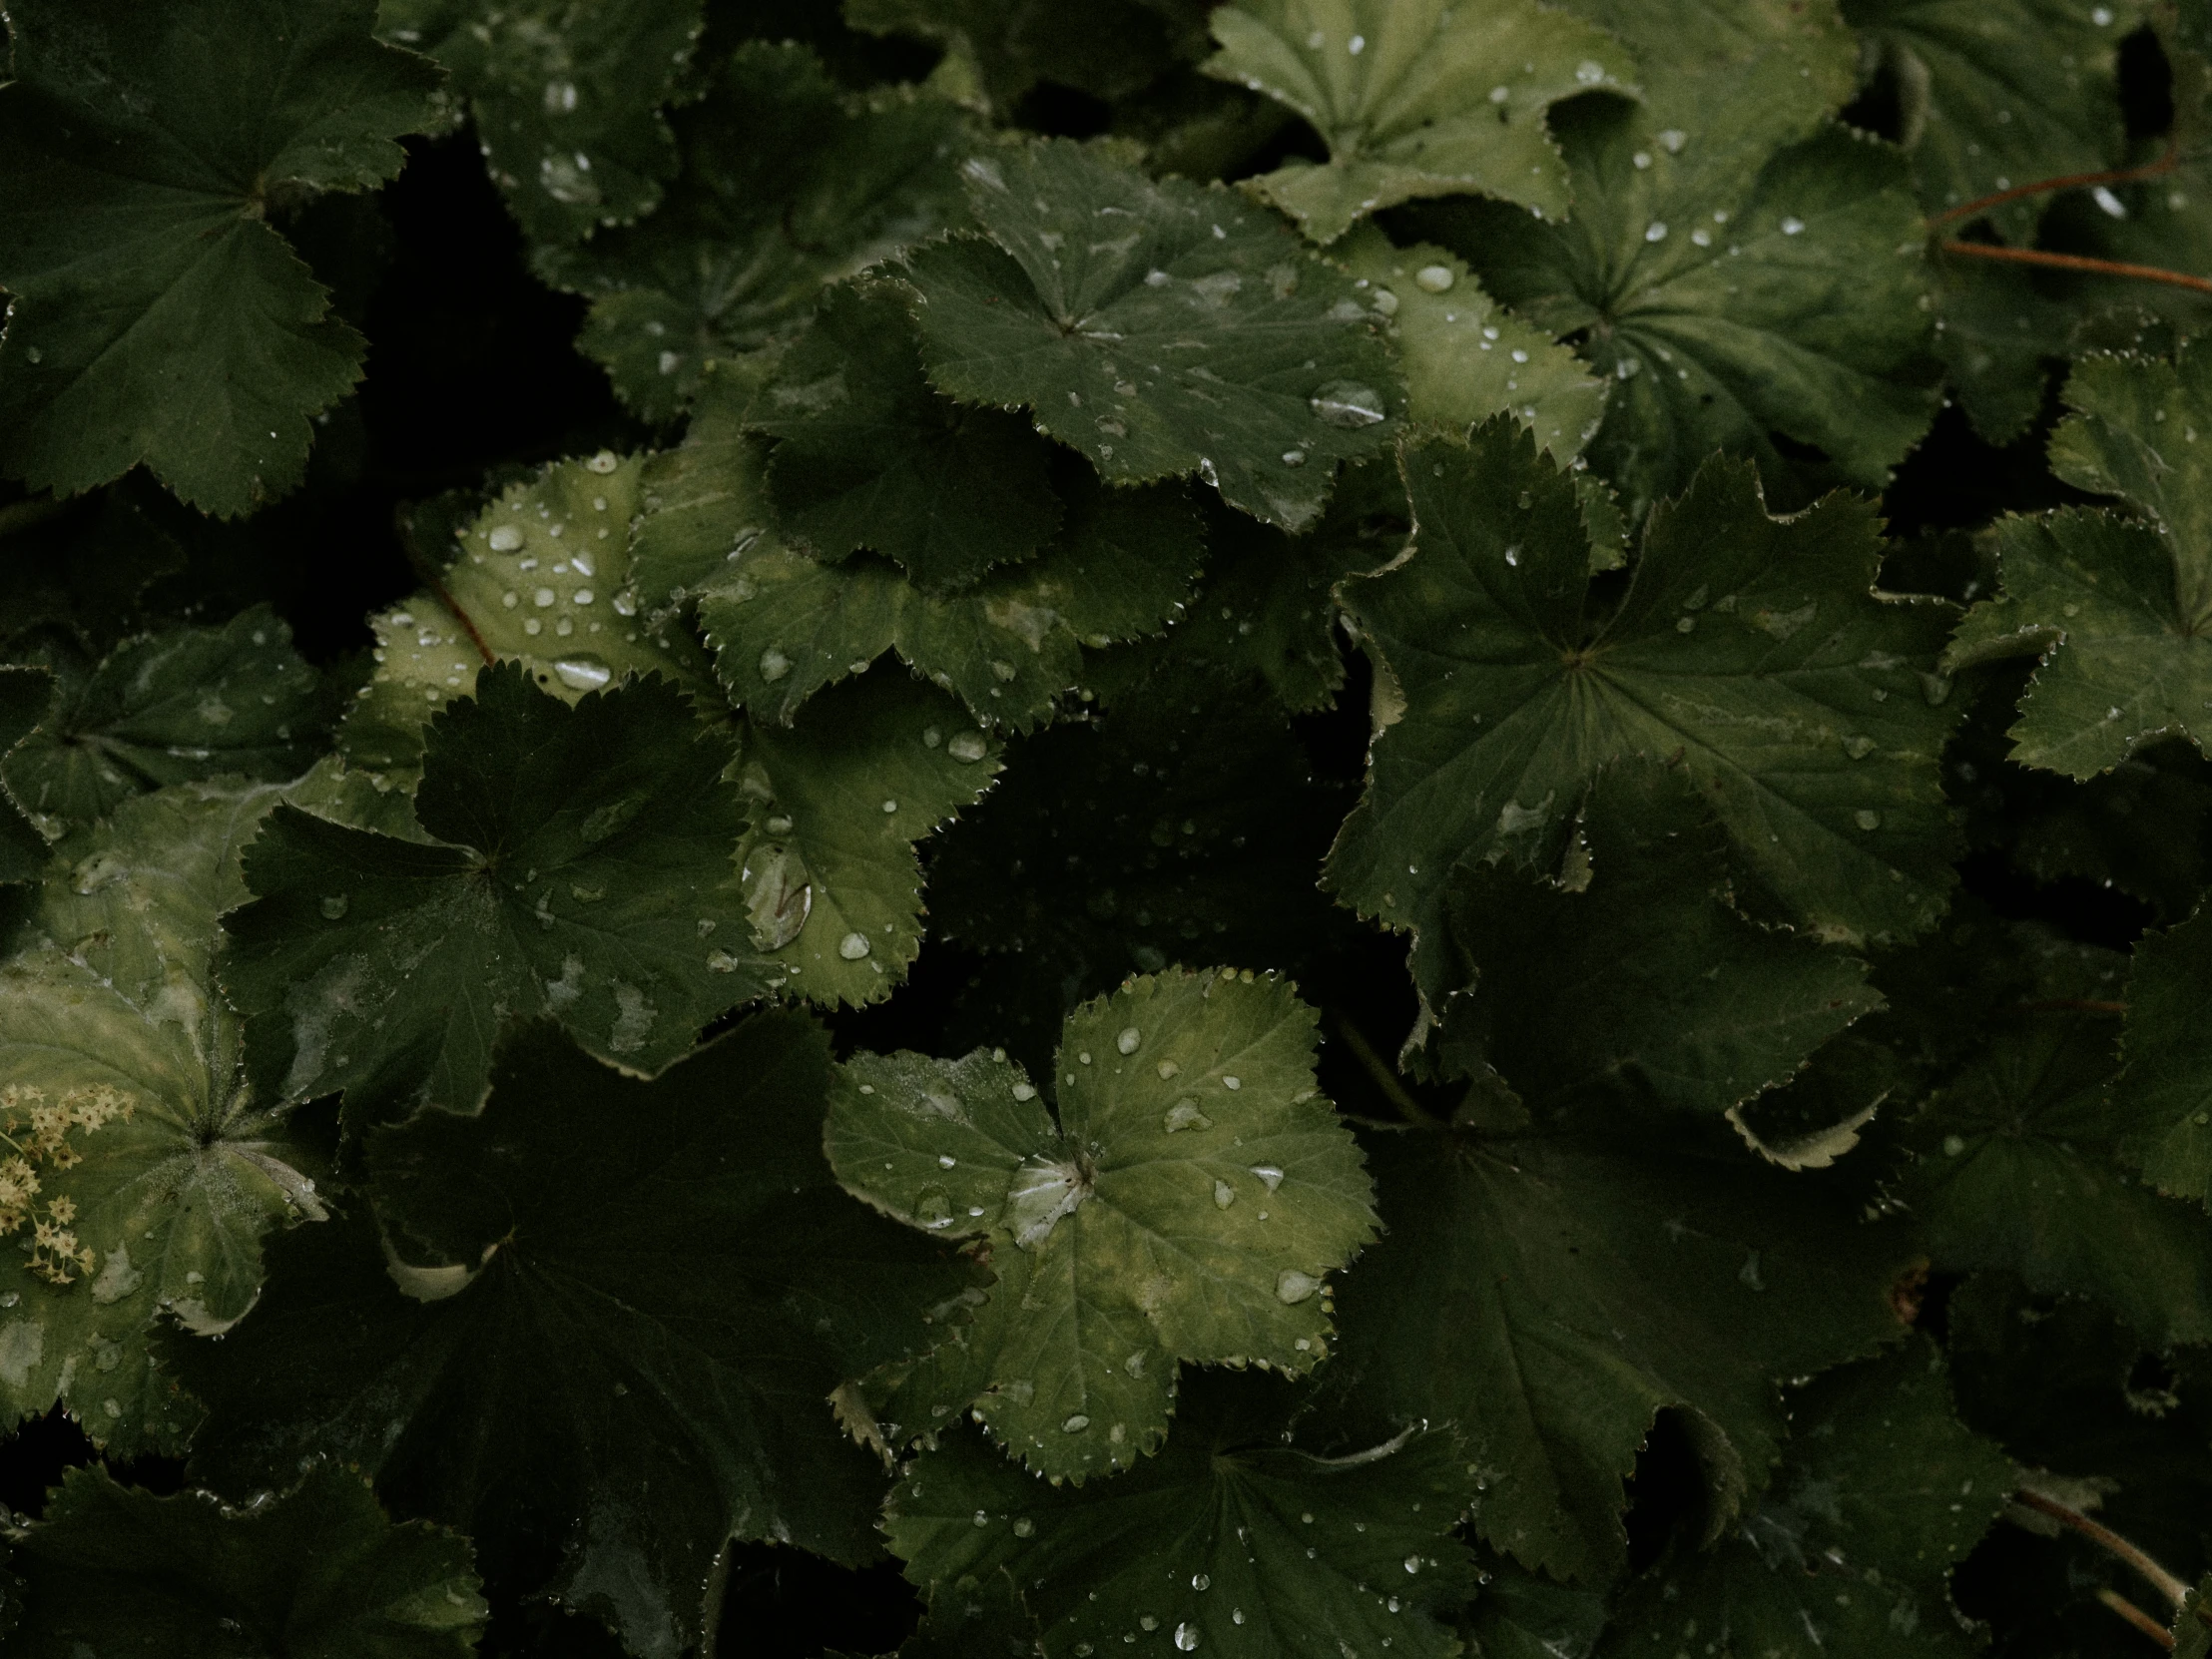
[
  {"left": 845, "top": 0, "right": 1210, "bottom": 111},
  {"left": 0, "top": 0, "right": 441, "bottom": 513},
  {"left": 901, "top": 139, "right": 1405, "bottom": 531},
  {"left": 0, "top": 667, "right": 54, "bottom": 886},
  {"left": 5, "top": 1464, "right": 484, "bottom": 1657},
  {"left": 885, "top": 1369, "right": 1477, "bottom": 1659},
  {"left": 2111, "top": 904, "right": 2212, "bottom": 1209},
  {"left": 171, "top": 1014, "right": 974, "bottom": 1659}
]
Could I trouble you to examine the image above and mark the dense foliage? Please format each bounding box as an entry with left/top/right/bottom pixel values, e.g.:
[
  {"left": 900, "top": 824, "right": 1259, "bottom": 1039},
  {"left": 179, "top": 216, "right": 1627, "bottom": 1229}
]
[{"left": 4, "top": 0, "right": 2212, "bottom": 1654}]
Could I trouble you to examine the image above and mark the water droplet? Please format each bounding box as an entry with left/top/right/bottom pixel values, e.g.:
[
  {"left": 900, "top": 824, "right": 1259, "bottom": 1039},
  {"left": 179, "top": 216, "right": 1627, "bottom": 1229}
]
[
  {"left": 916, "top": 1187, "right": 954, "bottom": 1229},
  {"left": 1222, "top": 1075, "right": 1241, "bottom": 1090},
  {"left": 552, "top": 655, "right": 612, "bottom": 692},
  {"left": 1164, "top": 1100, "right": 1213, "bottom": 1133},
  {"left": 1249, "top": 1164, "right": 1285, "bottom": 1191},
  {"left": 1644, "top": 221, "right": 1667, "bottom": 242},
  {"left": 881, "top": 799, "right": 899, "bottom": 815},
  {"left": 948, "top": 731, "right": 988, "bottom": 763},
  {"left": 1347, "top": 32, "right": 1365, "bottom": 53},
  {"left": 586, "top": 449, "right": 619, "bottom": 474},
  {"left": 760, "top": 648, "right": 792, "bottom": 682},
  {"left": 1276, "top": 1269, "right": 1320, "bottom": 1304},
  {"left": 1575, "top": 59, "right": 1605, "bottom": 83},
  {"left": 1063, "top": 1413, "right": 1091, "bottom": 1432},
  {"left": 1192, "top": 1574, "right": 1210, "bottom": 1592},
  {"left": 1844, "top": 735, "right": 1876, "bottom": 760},
  {"left": 533, "top": 587, "right": 557, "bottom": 608},
  {"left": 1013, "top": 1516, "right": 1035, "bottom": 1536},
  {"left": 1117, "top": 1026, "right": 1142, "bottom": 1054},
  {"left": 972, "top": 1509, "right": 991, "bottom": 1527},
  {"left": 1012, "top": 1082, "right": 1037, "bottom": 1101},
  {"left": 1943, "top": 1134, "right": 1967, "bottom": 1157},
  {"left": 488, "top": 524, "right": 522, "bottom": 552},
  {"left": 1404, "top": 1555, "right": 1422, "bottom": 1574},
  {"left": 1175, "top": 1625, "right": 1201, "bottom": 1651},
  {"left": 1310, "top": 381, "right": 1386, "bottom": 427},
  {"left": 1157, "top": 1060, "right": 1180, "bottom": 1079},
  {"left": 320, "top": 894, "right": 349, "bottom": 919},
  {"left": 1413, "top": 264, "right": 1454, "bottom": 293},
  {"left": 838, "top": 931, "right": 872, "bottom": 960},
  {"left": 1282, "top": 448, "right": 1307, "bottom": 467},
  {"left": 1214, "top": 1180, "right": 1236, "bottom": 1209},
  {"left": 1781, "top": 216, "right": 1806, "bottom": 235},
  {"left": 1854, "top": 810, "right": 1881, "bottom": 831}
]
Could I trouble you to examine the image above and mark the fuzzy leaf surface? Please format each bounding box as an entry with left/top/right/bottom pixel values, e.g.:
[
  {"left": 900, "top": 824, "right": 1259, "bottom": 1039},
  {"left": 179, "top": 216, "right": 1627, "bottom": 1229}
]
[
  {"left": 2114, "top": 903, "right": 2212, "bottom": 1208},
  {"left": 1329, "top": 427, "right": 1958, "bottom": 1006},
  {"left": 225, "top": 667, "right": 772, "bottom": 1118},
  {"left": 901, "top": 139, "right": 1403, "bottom": 531},
  {"left": 0, "top": 0, "right": 440, "bottom": 513},
  {"left": 1203, "top": 0, "right": 1635, "bottom": 244},
  {"left": 886, "top": 1371, "right": 1475, "bottom": 1659},
  {"left": 826, "top": 968, "right": 1377, "bottom": 1477},
  {"left": 5, "top": 1464, "right": 485, "bottom": 1657},
  {"left": 170, "top": 1015, "right": 973, "bottom": 1659}
]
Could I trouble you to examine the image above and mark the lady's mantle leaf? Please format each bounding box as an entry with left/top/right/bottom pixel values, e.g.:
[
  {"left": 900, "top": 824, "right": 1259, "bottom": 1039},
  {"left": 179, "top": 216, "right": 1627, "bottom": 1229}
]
[
  {"left": 1900, "top": 930, "right": 2212, "bottom": 1349},
  {"left": 0, "top": 668, "right": 55, "bottom": 885},
  {"left": 3, "top": 606, "right": 328, "bottom": 836},
  {"left": 886, "top": 1370, "right": 1475, "bottom": 1659},
  {"left": 379, "top": 0, "right": 701, "bottom": 245},
  {"left": 1417, "top": 75, "right": 1936, "bottom": 522},
  {"left": 1203, "top": 0, "right": 1635, "bottom": 245},
  {"left": 702, "top": 465, "right": 1201, "bottom": 730},
  {"left": 0, "top": 0, "right": 442, "bottom": 515},
  {"left": 1328, "top": 425, "right": 1958, "bottom": 1008},
  {"left": 1595, "top": 1341, "right": 2013, "bottom": 1658},
  {"left": 170, "top": 1015, "right": 973, "bottom": 1659},
  {"left": 1432, "top": 763, "right": 1881, "bottom": 1114},
  {"left": 900, "top": 139, "right": 1404, "bottom": 531},
  {"left": 0, "top": 785, "right": 326, "bottom": 1453},
  {"left": 2114, "top": 904, "right": 2212, "bottom": 1209},
  {"left": 1949, "top": 346, "right": 2212, "bottom": 779},
  {"left": 5, "top": 1464, "right": 484, "bottom": 1657},
  {"left": 343, "top": 450, "right": 715, "bottom": 783},
  {"left": 825, "top": 967, "right": 1377, "bottom": 1478},
  {"left": 754, "top": 283, "right": 1064, "bottom": 593},
  {"left": 225, "top": 666, "right": 774, "bottom": 1120},
  {"left": 739, "top": 673, "right": 1003, "bottom": 1007},
  {"left": 1309, "top": 1117, "right": 1913, "bottom": 1582},
  {"left": 538, "top": 42, "right": 973, "bottom": 423}
]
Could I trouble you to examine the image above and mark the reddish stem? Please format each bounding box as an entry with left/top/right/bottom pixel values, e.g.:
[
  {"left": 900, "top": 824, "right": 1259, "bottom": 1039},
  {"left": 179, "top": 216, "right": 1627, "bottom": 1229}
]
[
  {"left": 1937, "top": 240, "right": 2212, "bottom": 294},
  {"left": 1930, "top": 141, "right": 2182, "bottom": 229},
  {"left": 2096, "top": 1588, "right": 2177, "bottom": 1651},
  {"left": 2013, "top": 1488, "right": 2195, "bottom": 1611},
  {"left": 394, "top": 506, "right": 495, "bottom": 668}
]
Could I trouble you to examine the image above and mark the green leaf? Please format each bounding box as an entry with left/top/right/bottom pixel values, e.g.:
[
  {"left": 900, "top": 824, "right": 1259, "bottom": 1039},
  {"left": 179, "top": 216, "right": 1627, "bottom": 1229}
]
[
  {"left": 1328, "top": 426, "right": 1959, "bottom": 1008},
  {"left": 755, "top": 282, "right": 1064, "bottom": 592},
  {"left": 628, "top": 366, "right": 782, "bottom": 621},
  {"left": 702, "top": 465, "right": 1201, "bottom": 730},
  {"left": 1899, "top": 929, "right": 2212, "bottom": 1348},
  {"left": 342, "top": 449, "right": 717, "bottom": 783},
  {"left": 224, "top": 666, "right": 773, "bottom": 1119},
  {"left": 1310, "top": 1117, "right": 1913, "bottom": 1582},
  {"left": 1202, "top": 0, "right": 1635, "bottom": 245},
  {"left": 0, "top": 784, "right": 326, "bottom": 1453},
  {"left": 1430, "top": 762, "right": 1882, "bottom": 1115},
  {"left": 2178, "top": 1578, "right": 2212, "bottom": 1659},
  {"left": 2, "top": 606, "right": 327, "bottom": 836},
  {"left": 738, "top": 672, "right": 1003, "bottom": 1006},
  {"left": 378, "top": 0, "right": 701, "bottom": 245},
  {"left": 1464, "top": 1557, "right": 1608, "bottom": 1659},
  {"left": 169, "top": 1014, "right": 974, "bottom": 1659},
  {"left": 1843, "top": 0, "right": 2146, "bottom": 233},
  {"left": 1414, "top": 79, "right": 1936, "bottom": 522},
  {"left": 900, "top": 138, "right": 1405, "bottom": 531},
  {"left": 1595, "top": 1340, "right": 2013, "bottom": 1659},
  {"left": 536, "top": 42, "right": 973, "bottom": 422},
  {"left": 2115, "top": 903, "right": 2212, "bottom": 1209},
  {"left": 1557, "top": 0, "right": 1860, "bottom": 108},
  {"left": 0, "top": 667, "right": 54, "bottom": 886},
  {"left": 5, "top": 1464, "right": 484, "bottom": 1657},
  {"left": 885, "top": 1369, "right": 1477, "bottom": 1659},
  {"left": 825, "top": 967, "right": 1377, "bottom": 1477},
  {"left": 0, "top": 0, "right": 441, "bottom": 514},
  {"left": 1332, "top": 229, "right": 1607, "bottom": 457},
  {"left": 845, "top": 0, "right": 1211, "bottom": 111}
]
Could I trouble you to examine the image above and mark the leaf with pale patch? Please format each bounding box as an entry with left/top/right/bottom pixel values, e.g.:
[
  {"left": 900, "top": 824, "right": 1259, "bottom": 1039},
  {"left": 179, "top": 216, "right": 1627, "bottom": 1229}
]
[
  {"left": 226, "top": 666, "right": 773, "bottom": 1121},
  {"left": 1328, "top": 424, "right": 1959, "bottom": 1008},
  {"left": 826, "top": 967, "right": 1377, "bottom": 1477},
  {"left": 885, "top": 1369, "right": 1475, "bottom": 1659},
  {"left": 901, "top": 138, "right": 1404, "bottom": 531},
  {"left": 1203, "top": 0, "right": 1634, "bottom": 245},
  {"left": 0, "top": 0, "right": 441, "bottom": 514}
]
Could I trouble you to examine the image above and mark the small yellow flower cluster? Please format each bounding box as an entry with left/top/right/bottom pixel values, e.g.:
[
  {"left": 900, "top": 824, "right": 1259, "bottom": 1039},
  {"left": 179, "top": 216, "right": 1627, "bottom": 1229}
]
[{"left": 0, "top": 1081, "right": 134, "bottom": 1285}]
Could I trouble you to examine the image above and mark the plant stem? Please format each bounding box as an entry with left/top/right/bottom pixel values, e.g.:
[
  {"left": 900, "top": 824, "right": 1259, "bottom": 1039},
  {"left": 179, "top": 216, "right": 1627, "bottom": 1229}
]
[
  {"left": 1330, "top": 1016, "right": 1443, "bottom": 1130},
  {"left": 2013, "top": 1488, "right": 2196, "bottom": 1611},
  {"left": 1931, "top": 141, "right": 2182, "bottom": 229},
  {"left": 2097, "top": 1588, "right": 2177, "bottom": 1651},
  {"left": 394, "top": 505, "right": 495, "bottom": 667},
  {"left": 1937, "top": 241, "right": 2212, "bottom": 294}
]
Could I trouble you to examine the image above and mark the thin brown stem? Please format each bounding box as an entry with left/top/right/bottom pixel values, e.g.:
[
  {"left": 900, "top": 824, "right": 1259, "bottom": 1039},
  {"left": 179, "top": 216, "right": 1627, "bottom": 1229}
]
[
  {"left": 1931, "top": 141, "right": 2182, "bottom": 229},
  {"left": 394, "top": 506, "right": 495, "bottom": 668},
  {"left": 2097, "top": 1588, "right": 2177, "bottom": 1651},
  {"left": 2014, "top": 1488, "right": 2195, "bottom": 1611},
  {"left": 1330, "top": 1016, "right": 1442, "bottom": 1130},
  {"left": 1938, "top": 241, "right": 2212, "bottom": 295},
  {"left": 2019, "top": 998, "right": 2129, "bottom": 1015}
]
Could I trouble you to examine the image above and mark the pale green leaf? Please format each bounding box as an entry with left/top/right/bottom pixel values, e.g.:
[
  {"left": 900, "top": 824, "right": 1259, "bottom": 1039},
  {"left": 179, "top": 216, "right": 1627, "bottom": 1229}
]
[
  {"left": 901, "top": 139, "right": 1405, "bottom": 531},
  {"left": 826, "top": 967, "right": 1378, "bottom": 1477},
  {"left": 1596, "top": 1341, "right": 2013, "bottom": 1659},
  {"left": 1203, "top": 0, "right": 1635, "bottom": 244},
  {"left": 4, "top": 1464, "right": 484, "bottom": 1658},
  {"left": 0, "top": 0, "right": 441, "bottom": 514},
  {"left": 885, "top": 1370, "right": 1476, "bottom": 1659},
  {"left": 1558, "top": 0, "right": 1859, "bottom": 113},
  {"left": 1328, "top": 425, "right": 1959, "bottom": 1008}
]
